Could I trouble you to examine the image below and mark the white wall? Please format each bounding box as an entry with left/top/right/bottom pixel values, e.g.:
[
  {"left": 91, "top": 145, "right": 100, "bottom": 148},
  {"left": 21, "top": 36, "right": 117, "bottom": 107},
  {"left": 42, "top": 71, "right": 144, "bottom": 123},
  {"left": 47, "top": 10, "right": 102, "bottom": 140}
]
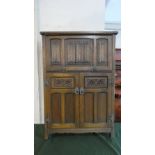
[
  {"left": 105, "top": 0, "right": 121, "bottom": 48},
  {"left": 105, "top": 0, "right": 121, "bottom": 23},
  {"left": 39, "top": 0, "right": 105, "bottom": 31},
  {"left": 105, "top": 22, "right": 121, "bottom": 48},
  {"left": 34, "top": 0, "right": 106, "bottom": 123}
]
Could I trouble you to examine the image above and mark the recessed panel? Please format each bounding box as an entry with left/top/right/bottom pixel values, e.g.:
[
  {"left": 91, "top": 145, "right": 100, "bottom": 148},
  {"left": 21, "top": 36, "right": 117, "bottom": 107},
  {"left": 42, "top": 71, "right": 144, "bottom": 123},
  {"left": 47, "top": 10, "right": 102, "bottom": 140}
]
[
  {"left": 96, "top": 38, "right": 108, "bottom": 65},
  {"left": 64, "top": 38, "right": 93, "bottom": 65},
  {"left": 97, "top": 92, "right": 107, "bottom": 122},
  {"left": 49, "top": 39, "right": 61, "bottom": 65},
  {"left": 51, "top": 78, "right": 74, "bottom": 88},
  {"left": 84, "top": 93, "right": 94, "bottom": 123},
  {"left": 51, "top": 93, "right": 61, "bottom": 123},
  {"left": 65, "top": 93, "right": 75, "bottom": 123},
  {"left": 85, "top": 77, "right": 108, "bottom": 88}
]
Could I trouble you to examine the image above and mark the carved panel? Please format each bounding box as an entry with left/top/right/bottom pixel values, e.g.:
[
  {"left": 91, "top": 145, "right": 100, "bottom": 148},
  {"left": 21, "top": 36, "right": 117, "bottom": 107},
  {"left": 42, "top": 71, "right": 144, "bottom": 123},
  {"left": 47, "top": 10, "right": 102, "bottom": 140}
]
[
  {"left": 51, "top": 78, "right": 74, "bottom": 88},
  {"left": 97, "top": 92, "right": 107, "bottom": 122},
  {"left": 50, "top": 39, "right": 61, "bottom": 65},
  {"left": 84, "top": 93, "right": 94, "bottom": 123},
  {"left": 64, "top": 39, "right": 93, "bottom": 65},
  {"left": 96, "top": 38, "right": 108, "bottom": 65},
  {"left": 65, "top": 93, "right": 75, "bottom": 123},
  {"left": 51, "top": 93, "right": 61, "bottom": 123},
  {"left": 85, "top": 77, "right": 108, "bottom": 88}
]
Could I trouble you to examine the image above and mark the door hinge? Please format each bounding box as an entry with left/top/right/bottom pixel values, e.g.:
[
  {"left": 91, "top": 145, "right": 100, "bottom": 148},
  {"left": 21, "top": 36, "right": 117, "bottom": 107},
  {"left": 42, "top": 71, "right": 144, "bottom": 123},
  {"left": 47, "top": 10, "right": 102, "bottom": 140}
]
[
  {"left": 44, "top": 79, "right": 50, "bottom": 87},
  {"left": 107, "top": 114, "right": 114, "bottom": 127},
  {"left": 109, "top": 78, "right": 114, "bottom": 87},
  {"left": 79, "top": 87, "right": 84, "bottom": 95},
  {"left": 45, "top": 113, "right": 51, "bottom": 124}
]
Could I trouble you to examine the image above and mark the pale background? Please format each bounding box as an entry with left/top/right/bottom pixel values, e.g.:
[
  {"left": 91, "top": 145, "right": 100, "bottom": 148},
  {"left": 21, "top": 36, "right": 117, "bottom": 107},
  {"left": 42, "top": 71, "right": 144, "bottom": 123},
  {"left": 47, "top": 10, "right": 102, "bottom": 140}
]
[{"left": 34, "top": 0, "right": 121, "bottom": 123}]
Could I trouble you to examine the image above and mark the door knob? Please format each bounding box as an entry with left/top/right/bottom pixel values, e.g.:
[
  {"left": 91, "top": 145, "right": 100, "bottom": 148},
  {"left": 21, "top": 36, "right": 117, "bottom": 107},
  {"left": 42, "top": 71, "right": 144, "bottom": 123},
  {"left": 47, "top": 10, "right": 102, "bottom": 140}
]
[
  {"left": 74, "top": 87, "right": 80, "bottom": 94},
  {"left": 80, "top": 88, "right": 84, "bottom": 95}
]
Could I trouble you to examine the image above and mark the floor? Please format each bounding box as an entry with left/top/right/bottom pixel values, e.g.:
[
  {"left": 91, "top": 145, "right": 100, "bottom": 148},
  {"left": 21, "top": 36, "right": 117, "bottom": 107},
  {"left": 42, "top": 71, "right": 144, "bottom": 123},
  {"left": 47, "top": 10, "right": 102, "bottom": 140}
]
[{"left": 34, "top": 123, "right": 121, "bottom": 155}]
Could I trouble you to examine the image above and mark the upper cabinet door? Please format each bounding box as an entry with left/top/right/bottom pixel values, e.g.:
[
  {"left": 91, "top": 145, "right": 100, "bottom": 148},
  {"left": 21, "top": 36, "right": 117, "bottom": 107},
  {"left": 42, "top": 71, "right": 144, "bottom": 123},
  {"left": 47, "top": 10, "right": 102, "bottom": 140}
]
[
  {"left": 45, "top": 35, "right": 113, "bottom": 71},
  {"left": 95, "top": 36, "right": 113, "bottom": 70},
  {"left": 45, "top": 37, "right": 64, "bottom": 71},
  {"left": 64, "top": 37, "right": 94, "bottom": 71}
]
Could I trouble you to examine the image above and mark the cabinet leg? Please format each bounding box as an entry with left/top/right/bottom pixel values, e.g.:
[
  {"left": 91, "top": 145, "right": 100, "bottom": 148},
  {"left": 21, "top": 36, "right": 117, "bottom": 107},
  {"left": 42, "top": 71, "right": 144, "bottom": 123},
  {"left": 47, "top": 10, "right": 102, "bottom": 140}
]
[
  {"left": 44, "top": 132, "right": 48, "bottom": 140},
  {"left": 111, "top": 127, "right": 115, "bottom": 139},
  {"left": 44, "top": 124, "right": 49, "bottom": 140}
]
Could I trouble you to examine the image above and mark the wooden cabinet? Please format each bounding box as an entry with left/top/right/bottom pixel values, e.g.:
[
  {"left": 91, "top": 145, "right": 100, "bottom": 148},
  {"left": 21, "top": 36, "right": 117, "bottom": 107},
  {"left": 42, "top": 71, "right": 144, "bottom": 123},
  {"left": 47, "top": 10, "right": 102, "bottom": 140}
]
[{"left": 41, "top": 31, "right": 117, "bottom": 139}]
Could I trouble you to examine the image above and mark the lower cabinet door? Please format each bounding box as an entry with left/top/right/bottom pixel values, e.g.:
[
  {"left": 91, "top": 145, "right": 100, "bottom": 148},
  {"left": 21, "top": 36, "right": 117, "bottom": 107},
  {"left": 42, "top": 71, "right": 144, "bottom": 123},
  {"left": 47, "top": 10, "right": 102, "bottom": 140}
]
[
  {"left": 44, "top": 72, "right": 113, "bottom": 130},
  {"left": 79, "top": 73, "right": 112, "bottom": 128},
  {"left": 45, "top": 73, "right": 79, "bottom": 129}
]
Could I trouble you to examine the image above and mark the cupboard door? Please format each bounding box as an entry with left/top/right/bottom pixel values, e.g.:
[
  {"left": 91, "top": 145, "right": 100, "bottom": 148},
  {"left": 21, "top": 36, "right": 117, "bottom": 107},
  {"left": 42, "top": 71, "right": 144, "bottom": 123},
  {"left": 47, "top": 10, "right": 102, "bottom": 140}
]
[
  {"left": 79, "top": 73, "right": 112, "bottom": 128},
  {"left": 64, "top": 37, "right": 94, "bottom": 71},
  {"left": 45, "top": 37, "right": 64, "bottom": 71},
  {"left": 45, "top": 73, "right": 79, "bottom": 129},
  {"left": 45, "top": 35, "right": 113, "bottom": 72},
  {"left": 95, "top": 36, "right": 113, "bottom": 71}
]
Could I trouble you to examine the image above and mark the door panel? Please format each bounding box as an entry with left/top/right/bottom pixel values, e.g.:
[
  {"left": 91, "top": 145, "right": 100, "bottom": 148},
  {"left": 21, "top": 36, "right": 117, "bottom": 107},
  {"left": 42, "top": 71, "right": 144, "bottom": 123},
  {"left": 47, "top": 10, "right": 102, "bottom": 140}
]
[
  {"left": 64, "top": 38, "right": 93, "bottom": 65},
  {"left": 51, "top": 93, "right": 61, "bottom": 123},
  {"left": 46, "top": 38, "right": 64, "bottom": 71},
  {"left": 84, "top": 93, "right": 94, "bottom": 123},
  {"left": 65, "top": 93, "right": 76, "bottom": 123},
  {"left": 97, "top": 92, "right": 107, "bottom": 122},
  {"left": 45, "top": 73, "right": 79, "bottom": 129},
  {"left": 79, "top": 73, "right": 112, "bottom": 128},
  {"left": 95, "top": 36, "right": 113, "bottom": 70}
]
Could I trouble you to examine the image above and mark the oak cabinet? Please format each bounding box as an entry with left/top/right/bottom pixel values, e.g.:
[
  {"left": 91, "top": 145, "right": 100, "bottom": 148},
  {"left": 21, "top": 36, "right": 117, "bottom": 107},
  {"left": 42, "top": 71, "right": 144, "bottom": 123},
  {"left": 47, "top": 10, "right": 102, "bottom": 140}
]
[{"left": 41, "top": 31, "right": 117, "bottom": 139}]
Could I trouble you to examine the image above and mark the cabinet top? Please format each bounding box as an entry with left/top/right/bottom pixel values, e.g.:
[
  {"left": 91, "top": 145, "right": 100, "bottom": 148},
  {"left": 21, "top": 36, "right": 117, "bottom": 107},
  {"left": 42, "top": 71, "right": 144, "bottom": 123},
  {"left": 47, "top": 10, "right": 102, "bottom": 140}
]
[{"left": 40, "top": 31, "right": 118, "bottom": 36}]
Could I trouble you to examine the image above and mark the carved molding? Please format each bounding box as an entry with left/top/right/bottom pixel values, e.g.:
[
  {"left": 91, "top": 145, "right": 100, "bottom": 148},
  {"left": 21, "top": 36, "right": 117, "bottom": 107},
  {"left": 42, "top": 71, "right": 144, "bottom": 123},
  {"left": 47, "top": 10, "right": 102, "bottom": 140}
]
[
  {"left": 85, "top": 77, "right": 108, "bottom": 88},
  {"left": 52, "top": 78, "right": 74, "bottom": 88},
  {"left": 50, "top": 39, "right": 61, "bottom": 65},
  {"left": 96, "top": 38, "right": 108, "bottom": 65},
  {"left": 64, "top": 38, "right": 93, "bottom": 65}
]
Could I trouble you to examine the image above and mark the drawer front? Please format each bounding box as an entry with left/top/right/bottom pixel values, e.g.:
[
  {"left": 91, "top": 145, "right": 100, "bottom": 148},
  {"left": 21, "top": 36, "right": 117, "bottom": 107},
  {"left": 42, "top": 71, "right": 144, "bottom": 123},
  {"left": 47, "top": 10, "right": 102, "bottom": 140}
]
[
  {"left": 51, "top": 77, "right": 75, "bottom": 89},
  {"left": 85, "top": 76, "right": 108, "bottom": 88}
]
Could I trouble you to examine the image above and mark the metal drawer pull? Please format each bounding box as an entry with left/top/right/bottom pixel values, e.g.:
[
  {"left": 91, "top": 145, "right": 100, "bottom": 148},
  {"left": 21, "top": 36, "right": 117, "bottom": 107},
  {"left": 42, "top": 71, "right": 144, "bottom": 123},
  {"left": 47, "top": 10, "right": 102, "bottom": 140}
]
[
  {"left": 74, "top": 87, "right": 80, "bottom": 94},
  {"left": 80, "top": 88, "right": 84, "bottom": 95}
]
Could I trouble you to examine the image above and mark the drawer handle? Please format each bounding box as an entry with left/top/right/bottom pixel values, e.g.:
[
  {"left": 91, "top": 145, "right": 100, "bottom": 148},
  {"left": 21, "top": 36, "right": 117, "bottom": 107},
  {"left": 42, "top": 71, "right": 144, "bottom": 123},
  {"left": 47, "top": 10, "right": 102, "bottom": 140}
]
[
  {"left": 80, "top": 88, "right": 84, "bottom": 95},
  {"left": 74, "top": 87, "right": 80, "bottom": 95}
]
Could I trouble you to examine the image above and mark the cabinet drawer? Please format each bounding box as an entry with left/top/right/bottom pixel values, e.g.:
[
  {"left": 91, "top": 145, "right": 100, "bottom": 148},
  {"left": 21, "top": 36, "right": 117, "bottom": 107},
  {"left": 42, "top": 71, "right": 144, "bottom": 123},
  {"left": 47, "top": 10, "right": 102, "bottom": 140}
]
[
  {"left": 46, "top": 73, "right": 79, "bottom": 89},
  {"left": 84, "top": 76, "right": 108, "bottom": 88},
  {"left": 81, "top": 72, "right": 113, "bottom": 89}
]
